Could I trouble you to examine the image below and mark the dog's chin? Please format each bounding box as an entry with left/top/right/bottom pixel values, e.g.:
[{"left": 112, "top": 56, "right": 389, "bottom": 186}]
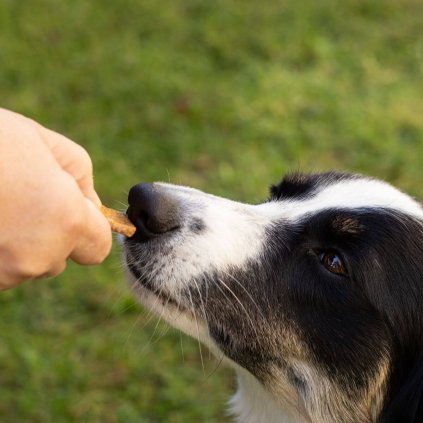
[{"left": 125, "top": 263, "right": 213, "bottom": 346}]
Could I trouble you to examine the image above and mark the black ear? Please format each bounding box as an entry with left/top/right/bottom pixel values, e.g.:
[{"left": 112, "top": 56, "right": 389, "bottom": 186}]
[{"left": 383, "top": 360, "right": 423, "bottom": 422}]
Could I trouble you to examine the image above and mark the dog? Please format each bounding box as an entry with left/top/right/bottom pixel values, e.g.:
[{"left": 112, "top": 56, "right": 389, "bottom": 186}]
[{"left": 123, "top": 172, "right": 423, "bottom": 423}]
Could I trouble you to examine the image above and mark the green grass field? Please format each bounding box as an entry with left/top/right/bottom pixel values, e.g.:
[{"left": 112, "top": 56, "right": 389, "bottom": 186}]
[{"left": 1, "top": 0, "right": 422, "bottom": 421}]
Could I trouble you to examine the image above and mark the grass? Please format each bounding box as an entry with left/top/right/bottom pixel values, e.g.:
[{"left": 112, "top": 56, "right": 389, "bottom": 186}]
[{"left": 0, "top": 0, "right": 422, "bottom": 421}]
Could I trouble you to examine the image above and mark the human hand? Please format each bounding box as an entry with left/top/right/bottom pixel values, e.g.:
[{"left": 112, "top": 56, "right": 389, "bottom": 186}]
[{"left": 0, "top": 108, "right": 112, "bottom": 290}]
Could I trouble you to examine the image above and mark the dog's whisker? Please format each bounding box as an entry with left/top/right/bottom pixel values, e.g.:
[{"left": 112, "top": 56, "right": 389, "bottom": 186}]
[
  {"left": 204, "top": 350, "right": 225, "bottom": 383},
  {"left": 116, "top": 200, "right": 128, "bottom": 210},
  {"left": 217, "top": 277, "right": 262, "bottom": 351},
  {"left": 179, "top": 331, "right": 185, "bottom": 363},
  {"left": 192, "top": 279, "right": 212, "bottom": 360},
  {"left": 129, "top": 270, "right": 169, "bottom": 334},
  {"left": 221, "top": 270, "right": 265, "bottom": 320},
  {"left": 123, "top": 311, "right": 145, "bottom": 350},
  {"left": 165, "top": 168, "right": 172, "bottom": 184},
  {"left": 146, "top": 297, "right": 169, "bottom": 345},
  {"left": 188, "top": 289, "right": 206, "bottom": 376}
]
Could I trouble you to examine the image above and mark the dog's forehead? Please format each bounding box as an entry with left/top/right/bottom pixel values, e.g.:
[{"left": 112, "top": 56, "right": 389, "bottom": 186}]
[{"left": 263, "top": 176, "right": 423, "bottom": 221}]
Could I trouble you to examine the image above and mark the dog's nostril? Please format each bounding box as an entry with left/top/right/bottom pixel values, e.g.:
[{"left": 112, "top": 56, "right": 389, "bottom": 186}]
[
  {"left": 139, "top": 210, "right": 150, "bottom": 229},
  {"left": 131, "top": 209, "right": 155, "bottom": 235},
  {"left": 127, "top": 183, "right": 182, "bottom": 238},
  {"left": 138, "top": 209, "right": 178, "bottom": 235}
]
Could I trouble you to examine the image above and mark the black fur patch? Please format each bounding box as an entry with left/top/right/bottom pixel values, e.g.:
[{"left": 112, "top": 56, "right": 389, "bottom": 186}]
[{"left": 270, "top": 171, "right": 358, "bottom": 200}]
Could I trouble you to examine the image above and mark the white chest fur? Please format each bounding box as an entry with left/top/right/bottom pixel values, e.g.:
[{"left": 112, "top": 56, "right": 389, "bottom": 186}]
[{"left": 230, "top": 370, "right": 310, "bottom": 423}]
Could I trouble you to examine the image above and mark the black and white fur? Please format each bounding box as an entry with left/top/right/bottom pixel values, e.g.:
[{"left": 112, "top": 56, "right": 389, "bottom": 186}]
[{"left": 123, "top": 172, "right": 423, "bottom": 423}]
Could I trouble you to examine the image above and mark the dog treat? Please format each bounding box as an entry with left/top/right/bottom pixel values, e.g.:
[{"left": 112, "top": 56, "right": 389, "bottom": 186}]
[{"left": 101, "top": 205, "right": 136, "bottom": 237}]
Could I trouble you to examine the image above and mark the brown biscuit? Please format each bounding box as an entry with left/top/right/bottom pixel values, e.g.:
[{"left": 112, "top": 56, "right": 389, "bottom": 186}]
[{"left": 101, "top": 205, "right": 136, "bottom": 237}]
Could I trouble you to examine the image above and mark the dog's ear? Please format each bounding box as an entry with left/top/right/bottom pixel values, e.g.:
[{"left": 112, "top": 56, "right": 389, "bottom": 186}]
[{"left": 383, "top": 360, "right": 423, "bottom": 422}]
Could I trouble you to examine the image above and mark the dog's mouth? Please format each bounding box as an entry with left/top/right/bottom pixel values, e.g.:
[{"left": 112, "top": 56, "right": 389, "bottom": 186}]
[{"left": 126, "top": 256, "right": 190, "bottom": 315}]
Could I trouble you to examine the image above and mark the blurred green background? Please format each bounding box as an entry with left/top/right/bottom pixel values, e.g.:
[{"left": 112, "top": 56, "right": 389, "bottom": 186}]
[{"left": 0, "top": 0, "right": 422, "bottom": 422}]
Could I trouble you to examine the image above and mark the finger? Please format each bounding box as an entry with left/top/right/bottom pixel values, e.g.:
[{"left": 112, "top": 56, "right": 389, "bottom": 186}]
[
  {"left": 70, "top": 199, "right": 113, "bottom": 265},
  {"left": 0, "top": 258, "right": 32, "bottom": 290},
  {"left": 37, "top": 260, "right": 68, "bottom": 280},
  {"left": 35, "top": 123, "right": 101, "bottom": 207},
  {"left": 0, "top": 280, "right": 24, "bottom": 291},
  {"left": 0, "top": 274, "right": 23, "bottom": 291}
]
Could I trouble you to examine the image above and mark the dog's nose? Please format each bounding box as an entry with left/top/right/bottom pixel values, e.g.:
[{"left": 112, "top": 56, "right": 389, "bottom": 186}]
[{"left": 127, "top": 183, "right": 181, "bottom": 240}]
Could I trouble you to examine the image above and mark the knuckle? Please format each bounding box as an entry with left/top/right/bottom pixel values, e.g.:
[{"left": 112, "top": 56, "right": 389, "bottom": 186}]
[
  {"left": 7, "top": 258, "right": 43, "bottom": 281},
  {"left": 45, "top": 261, "right": 67, "bottom": 278},
  {"left": 4, "top": 253, "right": 31, "bottom": 279},
  {"left": 0, "top": 274, "right": 23, "bottom": 290},
  {"left": 75, "top": 145, "right": 93, "bottom": 173}
]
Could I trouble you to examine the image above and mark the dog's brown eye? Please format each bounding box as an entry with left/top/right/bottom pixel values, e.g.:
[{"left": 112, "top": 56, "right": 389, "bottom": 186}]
[{"left": 318, "top": 251, "right": 348, "bottom": 277}]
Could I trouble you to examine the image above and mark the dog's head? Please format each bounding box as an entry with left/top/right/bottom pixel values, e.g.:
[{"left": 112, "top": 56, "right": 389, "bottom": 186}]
[{"left": 123, "top": 172, "right": 423, "bottom": 423}]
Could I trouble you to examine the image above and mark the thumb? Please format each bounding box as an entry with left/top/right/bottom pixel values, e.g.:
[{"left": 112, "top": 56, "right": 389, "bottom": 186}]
[{"left": 70, "top": 198, "right": 113, "bottom": 265}]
